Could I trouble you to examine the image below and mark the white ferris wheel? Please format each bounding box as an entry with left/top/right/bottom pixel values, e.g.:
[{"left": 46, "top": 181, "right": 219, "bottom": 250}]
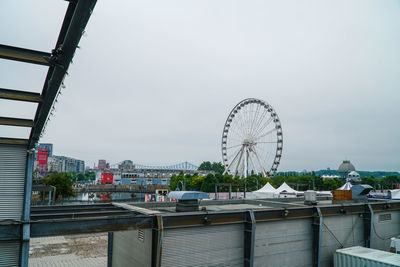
[{"left": 221, "top": 98, "right": 283, "bottom": 178}]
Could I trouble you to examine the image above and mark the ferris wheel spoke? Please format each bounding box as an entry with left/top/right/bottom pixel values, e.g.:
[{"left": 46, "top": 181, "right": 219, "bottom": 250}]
[
  {"left": 256, "top": 141, "right": 277, "bottom": 144},
  {"left": 226, "top": 143, "right": 243, "bottom": 150},
  {"left": 229, "top": 126, "right": 246, "bottom": 141},
  {"left": 253, "top": 116, "right": 274, "bottom": 138},
  {"left": 248, "top": 104, "right": 260, "bottom": 138},
  {"left": 250, "top": 104, "right": 263, "bottom": 138},
  {"left": 251, "top": 113, "right": 270, "bottom": 139},
  {"left": 228, "top": 136, "right": 245, "bottom": 144},
  {"left": 255, "top": 127, "right": 277, "bottom": 140},
  {"left": 226, "top": 146, "right": 243, "bottom": 162},
  {"left": 255, "top": 144, "right": 274, "bottom": 160}
]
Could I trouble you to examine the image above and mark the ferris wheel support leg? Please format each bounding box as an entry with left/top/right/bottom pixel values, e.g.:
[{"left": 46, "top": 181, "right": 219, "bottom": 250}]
[
  {"left": 225, "top": 146, "right": 243, "bottom": 175},
  {"left": 244, "top": 148, "right": 248, "bottom": 178},
  {"left": 234, "top": 147, "right": 245, "bottom": 178},
  {"left": 253, "top": 149, "right": 267, "bottom": 178},
  {"left": 248, "top": 152, "right": 259, "bottom": 177}
]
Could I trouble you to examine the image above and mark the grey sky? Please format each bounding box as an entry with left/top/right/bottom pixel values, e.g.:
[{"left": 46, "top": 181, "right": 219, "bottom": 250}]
[{"left": 1, "top": 0, "right": 399, "bottom": 171}]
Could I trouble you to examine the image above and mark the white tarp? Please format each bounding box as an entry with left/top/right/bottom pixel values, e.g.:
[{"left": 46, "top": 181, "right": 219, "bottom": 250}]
[
  {"left": 255, "top": 182, "right": 277, "bottom": 193},
  {"left": 389, "top": 189, "right": 400, "bottom": 200},
  {"left": 253, "top": 182, "right": 279, "bottom": 198},
  {"left": 337, "top": 182, "right": 352, "bottom": 190},
  {"left": 277, "top": 182, "right": 297, "bottom": 193}
]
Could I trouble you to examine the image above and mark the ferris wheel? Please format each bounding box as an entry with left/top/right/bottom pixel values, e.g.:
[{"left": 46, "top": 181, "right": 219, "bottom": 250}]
[{"left": 221, "top": 98, "right": 283, "bottom": 178}]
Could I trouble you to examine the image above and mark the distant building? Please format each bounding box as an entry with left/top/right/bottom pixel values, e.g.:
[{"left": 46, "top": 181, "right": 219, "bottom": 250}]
[
  {"left": 347, "top": 171, "right": 361, "bottom": 184},
  {"left": 338, "top": 160, "right": 356, "bottom": 180},
  {"left": 98, "top": 159, "right": 107, "bottom": 170},
  {"left": 321, "top": 174, "right": 340, "bottom": 180},
  {"left": 118, "top": 160, "right": 135, "bottom": 171},
  {"left": 48, "top": 156, "right": 85, "bottom": 173}
]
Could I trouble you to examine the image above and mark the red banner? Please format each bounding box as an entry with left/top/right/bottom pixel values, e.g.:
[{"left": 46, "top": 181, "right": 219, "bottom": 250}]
[{"left": 37, "top": 149, "right": 48, "bottom": 167}]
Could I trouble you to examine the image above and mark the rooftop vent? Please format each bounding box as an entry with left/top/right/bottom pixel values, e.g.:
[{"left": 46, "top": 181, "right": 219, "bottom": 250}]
[{"left": 168, "top": 191, "right": 209, "bottom": 212}]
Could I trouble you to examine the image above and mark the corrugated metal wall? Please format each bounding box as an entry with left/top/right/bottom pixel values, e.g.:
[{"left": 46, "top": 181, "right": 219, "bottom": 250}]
[
  {"left": 111, "top": 210, "right": 400, "bottom": 267},
  {"left": 372, "top": 211, "right": 400, "bottom": 251},
  {"left": 320, "top": 214, "right": 365, "bottom": 267},
  {"left": 254, "top": 218, "right": 313, "bottom": 267},
  {"left": 0, "top": 144, "right": 27, "bottom": 267},
  {"left": 0, "top": 241, "right": 20, "bottom": 267},
  {"left": 112, "top": 229, "right": 152, "bottom": 267},
  {"left": 161, "top": 224, "right": 244, "bottom": 267},
  {"left": 0, "top": 144, "right": 26, "bottom": 220}
]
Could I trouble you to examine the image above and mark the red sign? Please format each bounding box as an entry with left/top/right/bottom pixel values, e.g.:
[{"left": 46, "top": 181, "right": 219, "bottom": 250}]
[
  {"left": 37, "top": 149, "right": 48, "bottom": 167},
  {"left": 101, "top": 173, "right": 113, "bottom": 185}
]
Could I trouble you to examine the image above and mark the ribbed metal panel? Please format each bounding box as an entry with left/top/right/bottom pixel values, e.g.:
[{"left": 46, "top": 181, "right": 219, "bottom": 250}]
[
  {"left": 0, "top": 241, "right": 20, "bottom": 267},
  {"left": 334, "top": 246, "right": 400, "bottom": 267},
  {"left": 254, "top": 218, "right": 313, "bottom": 267},
  {"left": 112, "top": 230, "right": 152, "bottom": 267},
  {"left": 0, "top": 144, "right": 26, "bottom": 221},
  {"left": 162, "top": 224, "right": 244, "bottom": 267}
]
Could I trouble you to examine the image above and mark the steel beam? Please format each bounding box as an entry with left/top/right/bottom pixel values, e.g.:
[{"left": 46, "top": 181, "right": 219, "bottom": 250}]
[
  {"left": 30, "top": 216, "right": 152, "bottom": 238},
  {"left": 107, "top": 232, "right": 113, "bottom": 267},
  {"left": 244, "top": 210, "right": 256, "bottom": 267},
  {"left": 0, "top": 88, "right": 41, "bottom": 103},
  {"left": 312, "top": 207, "right": 322, "bottom": 267},
  {"left": 0, "top": 116, "right": 33, "bottom": 127},
  {"left": 0, "top": 44, "right": 50, "bottom": 66},
  {"left": 0, "top": 224, "right": 22, "bottom": 241},
  {"left": 24, "top": 201, "right": 400, "bottom": 239},
  {"left": 20, "top": 150, "right": 34, "bottom": 267},
  {"left": 28, "top": 0, "right": 98, "bottom": 149},
  {"left": 30, "top": 210, "right": 132, "bottom": 220},
  {"left": 0, "top": 137, "right": 28, "bottom": 145},
  {"left": 364, "top": 204, "right": 374, "bottom": 248},
  {"left": 151, "top": 215, "right": 164, "bottom": 267}
]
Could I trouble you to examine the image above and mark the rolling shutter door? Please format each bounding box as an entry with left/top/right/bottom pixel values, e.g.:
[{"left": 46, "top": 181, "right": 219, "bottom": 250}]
[
  {"left": 0, "top": 144, "right": 27, "bottom": 220},
  {"left": 0, "top": 241, "right": 20, "bottom": 267},
  {"left": 0, "top": 144, "right": 27, "bottom": 267}
]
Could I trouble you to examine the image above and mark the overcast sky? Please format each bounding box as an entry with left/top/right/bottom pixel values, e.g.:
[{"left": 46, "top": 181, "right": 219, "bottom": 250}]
[{"left": 1, "top": 0, "right": 399, "bottom": 171}]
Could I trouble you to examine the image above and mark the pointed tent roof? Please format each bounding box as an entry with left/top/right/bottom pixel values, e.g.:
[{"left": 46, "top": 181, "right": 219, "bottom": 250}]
[
  {"left": 277, "top": 182, "right": 297, "bottom": 193},
  {"left": 254, "top": 182, "right": 277, "bottom": 193},
  {"left": 337, "top": 182, "right": 352, "bottom": 190}
]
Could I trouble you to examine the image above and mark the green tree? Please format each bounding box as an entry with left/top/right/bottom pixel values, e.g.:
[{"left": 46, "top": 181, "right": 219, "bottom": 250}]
[
  {"left": 77, "top": 173, "right": 85, "bottom": 181},
  {"left": 198, "top": 161, "right": 225, "bottom": 174},
  {"left": 85, "top": 171, "right": 96, "bottom": 181},
  {"left": 201, "top": 174, "right": 218, "bottom": 192},
  {"left": 40, "top": 173, "right": 75, "bottom": 199},
  {"left": 198, "top": 161, "right": 212, "bottom": 171}
]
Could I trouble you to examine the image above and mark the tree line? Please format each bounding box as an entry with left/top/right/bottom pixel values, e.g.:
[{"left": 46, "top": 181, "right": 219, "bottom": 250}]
[{"left": 172, "top": 173, "right": 400, "bottom": 193}]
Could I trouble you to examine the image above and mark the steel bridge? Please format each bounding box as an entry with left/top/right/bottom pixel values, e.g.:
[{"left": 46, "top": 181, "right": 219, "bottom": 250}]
[{"left": 134, "top": 161, "right": 199, "bottom": 171}]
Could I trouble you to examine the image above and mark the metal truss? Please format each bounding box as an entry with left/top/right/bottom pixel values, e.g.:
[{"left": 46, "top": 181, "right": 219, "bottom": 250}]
[
  {"left": 134, "top": 161, "right": 199, "bottom": 171},
  {"left": 0, "top": 1, "right": 98, "bottom": 266},
  {"left": 0, "top": 0, "right": 97, "bottom": 149}
]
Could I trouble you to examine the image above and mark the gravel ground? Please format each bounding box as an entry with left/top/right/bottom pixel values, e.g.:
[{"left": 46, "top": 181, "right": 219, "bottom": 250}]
[{"left": 29, "top": 233, "right": 107, "bottom": 266}]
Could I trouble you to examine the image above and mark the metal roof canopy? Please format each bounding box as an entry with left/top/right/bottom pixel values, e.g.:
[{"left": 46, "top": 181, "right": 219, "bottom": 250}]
[{"left": 0, "top": 0, "right": 97, "bottom": 149}]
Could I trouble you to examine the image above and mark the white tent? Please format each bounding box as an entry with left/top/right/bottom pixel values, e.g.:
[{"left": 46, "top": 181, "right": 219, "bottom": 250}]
[
  {"left": 277, "top": 182, "right": 297, "bottom": 193},
  {"left": 337, "top": 182, "right": 352, "bottom": 190},
  {"left": 253, "top": 182, "right": 279, "bottom": 198},
  {"left": 389, "top": 189, "right": 400, "bottom": 200}
]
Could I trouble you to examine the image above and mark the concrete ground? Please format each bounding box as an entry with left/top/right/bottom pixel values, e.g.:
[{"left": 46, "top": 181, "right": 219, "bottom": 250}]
[{"left": 29, "top": 233, "right": 107, "bottom": 267}]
